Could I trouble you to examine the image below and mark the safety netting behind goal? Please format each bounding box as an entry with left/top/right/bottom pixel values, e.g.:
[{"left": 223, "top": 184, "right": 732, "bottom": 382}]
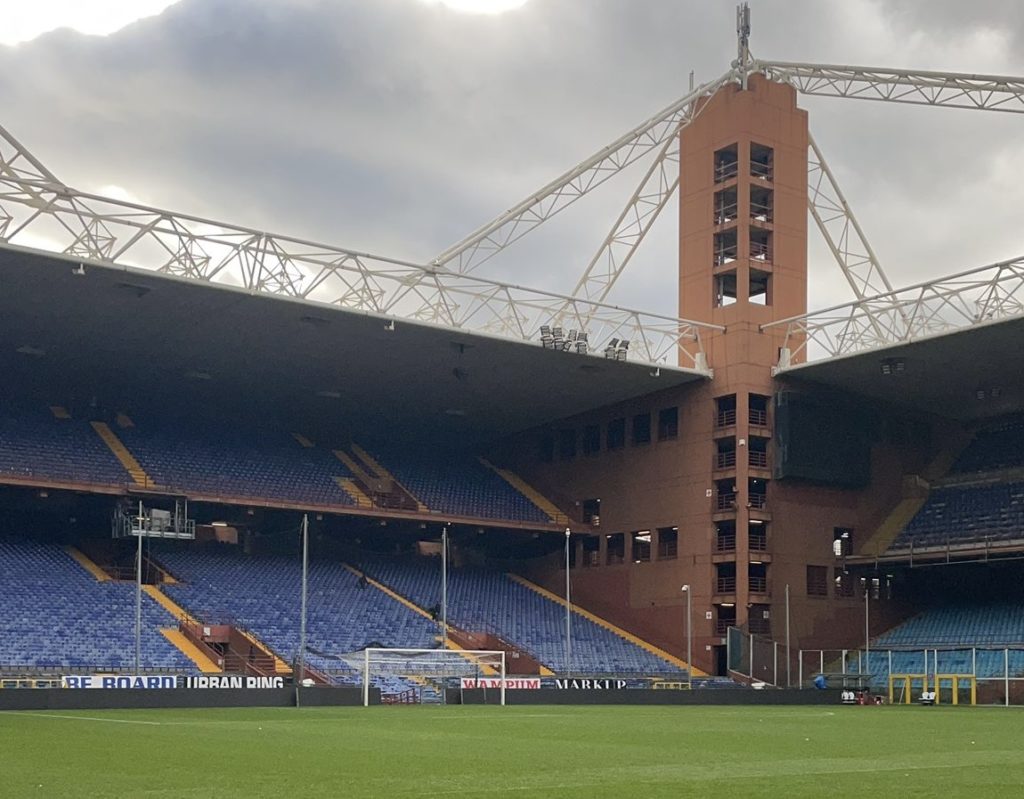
[{"left": 359, "top": 648, "right": 507, "bottom": 706}]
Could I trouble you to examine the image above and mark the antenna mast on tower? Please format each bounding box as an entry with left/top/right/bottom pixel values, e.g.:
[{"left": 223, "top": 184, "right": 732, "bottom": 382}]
[{"left": 736, "top": 2, "right": 752, "bottom": 88}]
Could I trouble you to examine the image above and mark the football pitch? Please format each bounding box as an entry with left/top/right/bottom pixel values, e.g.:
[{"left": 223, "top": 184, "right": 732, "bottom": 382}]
[{"left": 2, "top": 704, "right": 1022, "bottom": 797}]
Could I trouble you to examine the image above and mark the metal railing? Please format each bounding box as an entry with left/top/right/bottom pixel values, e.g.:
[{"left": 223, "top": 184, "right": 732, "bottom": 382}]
[
  {"left": 749, "top": 240, "right": 771, "bottom": 262},
  {"left": 716, "top": 534, "right": 737, "bottom": 553},
  {"left": 750, "top": 161, "right": 773, "bottom": 181},
  {"left": 716, "top": 451, "right": 737, "bottom": 470},
  {"left": 716, "top": 408, "right": 738, "bottom": 428},
  {"left": 797, "top": 646, "right": 1024, "bottom": 705},
  {"left": 749, "top": 408, "right": 768, "bottom": 427},
  {"left": 715, "top": 160, "right": 739, "bottom": 183},
  {"left": 750, "top": 200, "right": 773, "bottom": 223},
  {"left": 749, "top": 450, "right": 768, "bottom": 469},
  {"left": 715, "top": 492, "right": 738, "bottom": 512},
  {"left": 714, "top": 203, "right": 739, "bottom": 226},
  {"left": 749, "top": 493, "right": 768, "bottom": 510},
  {"left": 716, "top": 576, "right": 737, "bottom": 594},
  {"left": 714, "top": 248, "right": 738, "bottom": 267}
]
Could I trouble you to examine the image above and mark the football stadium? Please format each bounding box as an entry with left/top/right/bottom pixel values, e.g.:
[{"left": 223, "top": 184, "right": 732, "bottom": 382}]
[{"left": 2, "top": 4, "right": 1024, "bottom": 796}]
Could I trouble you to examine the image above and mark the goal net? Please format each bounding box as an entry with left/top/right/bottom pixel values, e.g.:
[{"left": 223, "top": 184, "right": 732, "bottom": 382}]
[{"left": 361, "top": 648, "right": 507, "bottom": 706}]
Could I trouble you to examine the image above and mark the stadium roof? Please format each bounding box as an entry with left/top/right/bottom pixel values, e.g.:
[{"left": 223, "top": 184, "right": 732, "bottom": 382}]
[
  {"left": 0, "top": 245, "right": 706, "bottom": 445},
  {"left": 776, "top": 315, "right": 1024, "bottom": 422}
]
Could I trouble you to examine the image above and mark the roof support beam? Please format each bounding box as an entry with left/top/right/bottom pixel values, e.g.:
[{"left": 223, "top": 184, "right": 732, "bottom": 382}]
[
  {"left": 570, "top": 135, "right": 679, "bottom": 307},
  {"left": 764, "top": 255, "right": 1024, "bottom": 366},
  {"left": 0, "top": 132, "right": 720, "bottom": 369},
  {"left": 755, "top": 61, "right": 1024, "bottom": 113},
  {"left": 428, "top": 69, "right": 738, "bottom": 277},
  {"left": 807, "top": 131, "right": 895, "bottom": 300}
]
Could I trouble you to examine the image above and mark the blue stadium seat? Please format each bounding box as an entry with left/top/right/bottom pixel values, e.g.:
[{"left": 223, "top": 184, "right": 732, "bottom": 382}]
[
  {"left": 368, "top": 558, "right": 686, "bottom": 675},
  {"left": 119, "top": 418, "right": 356, "bottom": 507},
  {"left": 367, "top": 445, "right": 552, "bottom": 524},
  {"left": 0, "top": 408, "right": 128, "bottom": 486},
  {"left": 890, "top": 482, "right": 1024, "bottom": 550},
  {"left": 0, "top": 536, "right": 194, "bottom": 672},
  {"left": 156, "top": 547, "right": 438, "bottom": 678}
]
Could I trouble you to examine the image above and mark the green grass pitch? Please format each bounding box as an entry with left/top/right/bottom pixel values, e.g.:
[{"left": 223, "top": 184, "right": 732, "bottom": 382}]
[{"left": 2, "top": 705, "right": 1022, "bottom": 797}]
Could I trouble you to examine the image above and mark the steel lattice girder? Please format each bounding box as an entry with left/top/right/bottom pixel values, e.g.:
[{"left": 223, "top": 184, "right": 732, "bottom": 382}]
[
  {"left": 765, "top": 256, "right": 1024, "bottom": 365},
  {"left": 428, "top": 69, "right": 738, "bottom": 278},
  {"left": 0, "top": 143, "right": 720, "bottom": 370},
  {"left": 571, "top": 134, "right": 680, "bottom": 307},
  {"left": 806, "top": 132, "right": 895, "bottom": 300},
  {"left": 755, "top": 61, "right": 1024, "bottom": 113}
]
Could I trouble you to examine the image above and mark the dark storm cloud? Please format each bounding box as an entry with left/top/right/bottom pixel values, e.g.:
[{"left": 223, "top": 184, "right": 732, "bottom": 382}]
[{"left": 0, "top": 0, "right": 1022, "bottom": 316}]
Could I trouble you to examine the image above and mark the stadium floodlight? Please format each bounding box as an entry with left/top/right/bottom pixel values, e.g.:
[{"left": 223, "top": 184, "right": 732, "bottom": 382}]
[{"left": 360, "top": 648, "right": 507, "bottom": 706}]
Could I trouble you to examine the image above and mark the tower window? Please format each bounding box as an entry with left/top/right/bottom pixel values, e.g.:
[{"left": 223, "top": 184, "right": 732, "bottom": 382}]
[
  {"left": 714, "top": 270, "right": 738, "bottom": 307},
  {"left": 657, "top": 527, "right": 678, "bottom": 560},
  {"left": 606, "top": 533, "right": 625, "bottom": 565},
  {"left": 558, "top": 429, "right": 576, "bottom": 460},
  {"left": 750, "top": 142, "right": 774, "bottom": 181},
  {"left": 750, "top": 185, "right": 773, "bottom": 223},
  {"left": 716, "top": 395, "right": 737, "bottom": 428},
  {"left": 606, "top": 418, "right": 626, "bottom": 450},
  {"left": 749, "top": 268, "right": 771, "bottom": 306},
  {"left": 715, "top": 437, "right": 737, "bottom": 470},
  {"left": 714, "top": 143, "right": 739, "bottom": 183},
  {"left": 632, "top": 413, "right": 652, "bottom": 445},
  {"left": 714, "top": 186, "right": 738, "bottom": 225},
  {"left": 750, "top": 228, "right": 772, "bottom": 264},
  {"left": 714, "top": 228, "right": 738, "bottom": 267},
  {"left": 657, "top": 407, "right": 679, "bottom": 441}
]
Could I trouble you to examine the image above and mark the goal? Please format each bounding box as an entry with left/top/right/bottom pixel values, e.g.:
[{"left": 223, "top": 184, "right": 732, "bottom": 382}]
[{"left": 361, "top": 648, "right": 507, "bottom": 706}]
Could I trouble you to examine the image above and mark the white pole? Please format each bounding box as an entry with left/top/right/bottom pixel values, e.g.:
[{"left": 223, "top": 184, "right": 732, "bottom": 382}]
[
  {"left": 363, "top": 647, "right": 370, "bottom": 707},
  {"left": 681, "top": 585, "right": 692, "bottom": 690},
  {"left": 688, "top": 588, "right": 693, "bottom": 689},
  {"left": 565, "top": 528, "right": 572, "bottom": 678},
  {"left": 773, "top": 641, "right": 778, "bottom": 687},
  {"left": 298, "top": 514, "right": 308, "bottom": 687},
  {"left": 442, "top": 525, "right": 449, "bottom": 649},
  {"left": 1005, "top": 648, "right": 1010, "bottom": 708},
  {"left": 798, "top": 649, "right": 803, "bottom": 689},
  {"left": 500, "top": 652, "right": 506, "bottom": 707},
  {"left": 785, "top": 583, "right": 791, "bottom": 688},
  {"left": 864, "top": 585, "right": 870, "bottom": 686},
  {"left": 135, "top": 518, "right": 142, "bottom": 673}
]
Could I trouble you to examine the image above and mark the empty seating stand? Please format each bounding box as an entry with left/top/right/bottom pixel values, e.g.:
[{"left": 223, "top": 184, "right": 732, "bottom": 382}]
[
  {"left": 889, "top": 416, "right": 1024, "bottom": 552},
  {"left": 369, "top": 558, "right": 685, "bottom": 675},
  {"left": 891, "top": 482, "right": 1024, "bottom": 550},
  {"left": 0, "top": 408, "right": 128, "bottom": 486},
  {"left": 951, "top": 417, "right": 1024, "bottom": 474},
  {"left": 0, "top": 405, "right": 558, "bottom": 527},
  {"left": 0, "top": 536, "right": 192, "bottom": 672},
  {"left": 849, "top": 603, "right": 1024, "bottom": 685},
  {"left": 119, "top": 419, "right": 356, "bottom": 507},
  {"left": 367, "top": 446, "right": 552, "bottom": 524},
  {"left": 156, "top": 548, "right": 438, "bottom": 677}
]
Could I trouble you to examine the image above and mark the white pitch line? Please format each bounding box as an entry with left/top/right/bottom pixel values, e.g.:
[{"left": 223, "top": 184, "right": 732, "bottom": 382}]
[{"left": 11, "top": 712, "right": 162, "bottom": 725}]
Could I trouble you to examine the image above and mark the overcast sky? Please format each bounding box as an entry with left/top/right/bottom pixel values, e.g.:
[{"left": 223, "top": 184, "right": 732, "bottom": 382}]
[{"left": 1, "top": 0, "right": 1022, "bottom": 318}]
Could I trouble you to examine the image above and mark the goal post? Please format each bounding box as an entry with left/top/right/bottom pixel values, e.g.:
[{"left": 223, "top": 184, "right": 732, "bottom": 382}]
[{"left": 361, "top": 648, "right": 507, "bottom": 706}]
